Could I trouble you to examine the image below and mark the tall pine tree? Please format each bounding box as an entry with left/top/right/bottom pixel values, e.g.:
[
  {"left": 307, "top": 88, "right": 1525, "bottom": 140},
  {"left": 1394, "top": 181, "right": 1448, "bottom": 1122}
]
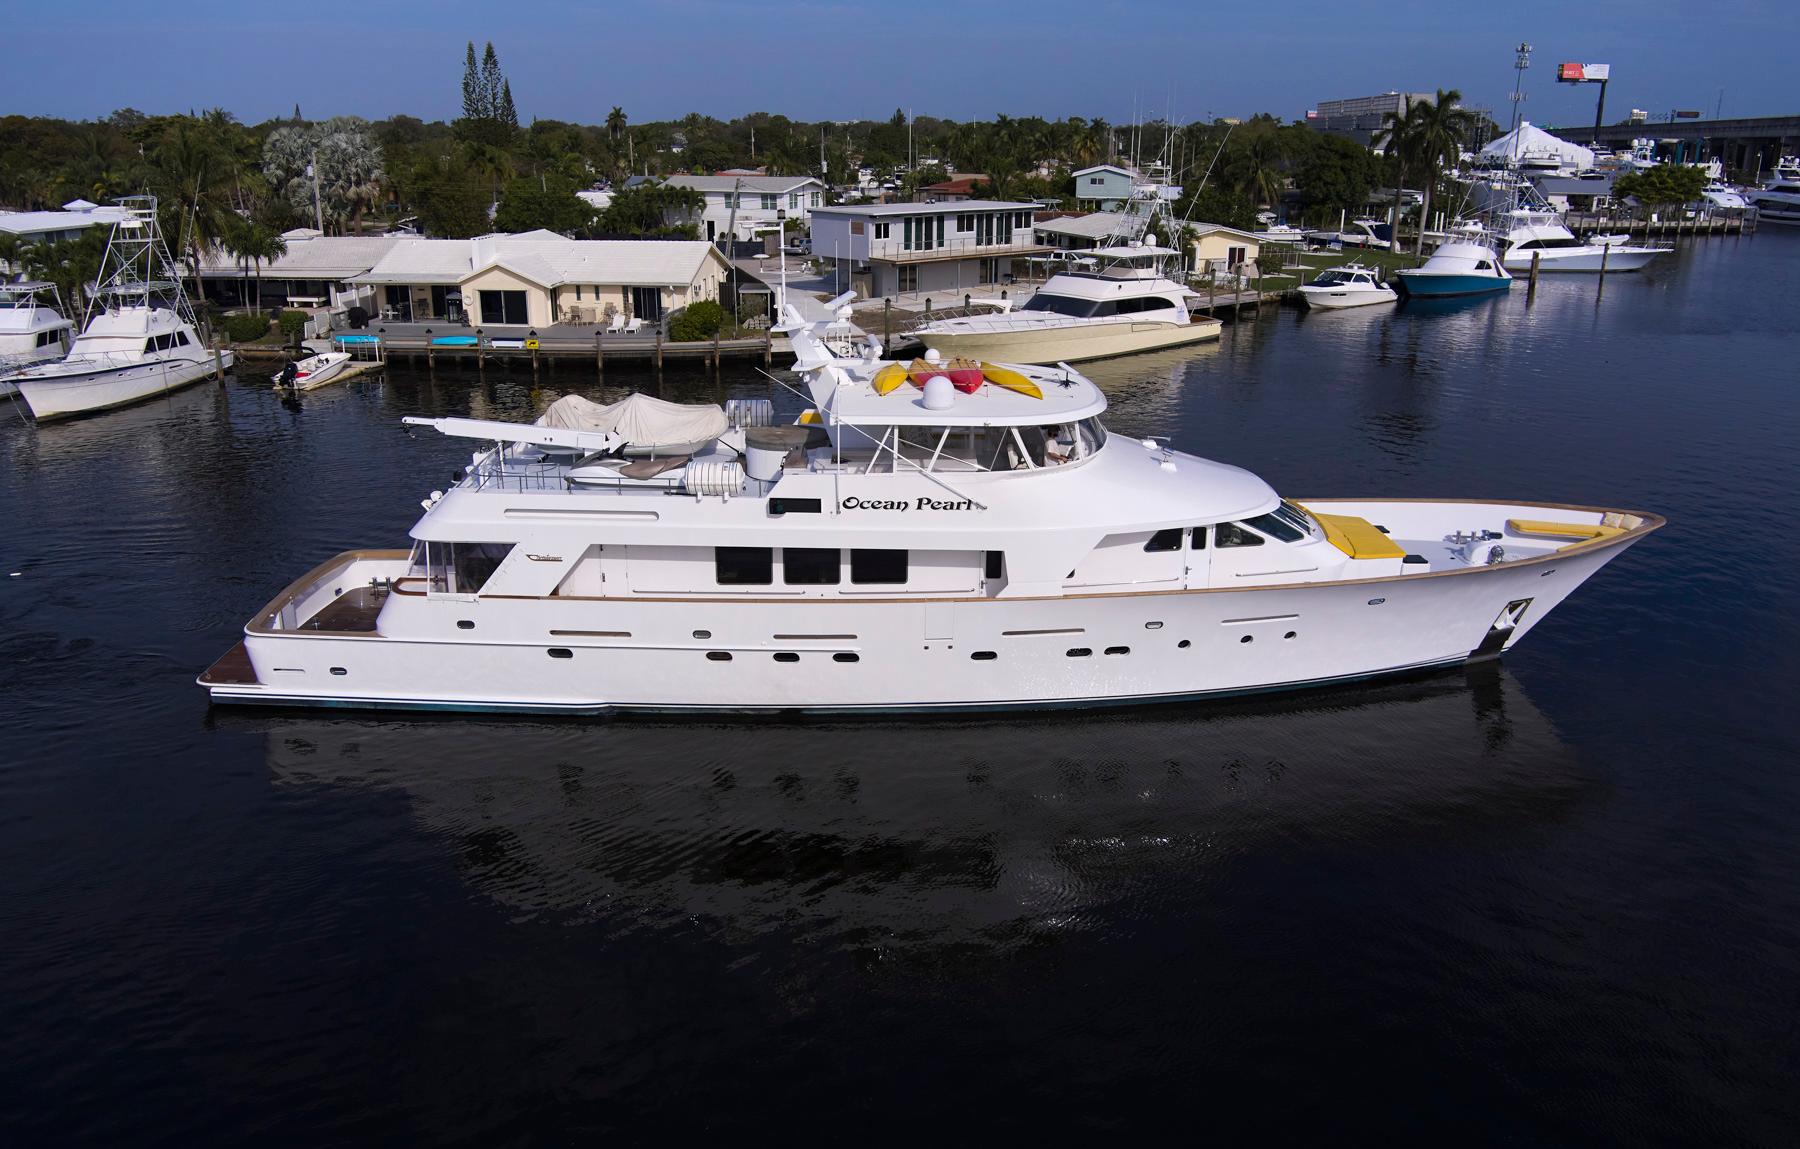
[
  {"left": 480, "top": 43, "right": 502, "bottom": 119},
  {"left": 460, "top": 42, "right": 481, "bottom": 121},
  {"left": 499, "top": 81, "right": 518, "bottom": 131}
]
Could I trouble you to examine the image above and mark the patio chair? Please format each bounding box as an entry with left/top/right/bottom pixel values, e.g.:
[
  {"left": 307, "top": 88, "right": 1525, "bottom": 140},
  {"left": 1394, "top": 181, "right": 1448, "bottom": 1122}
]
[
  {"left": 624, "top": 317, "right": 647, "bottom": 334},
  {"left": 605, "top": 313, "right": 626, "bottom": 334}
]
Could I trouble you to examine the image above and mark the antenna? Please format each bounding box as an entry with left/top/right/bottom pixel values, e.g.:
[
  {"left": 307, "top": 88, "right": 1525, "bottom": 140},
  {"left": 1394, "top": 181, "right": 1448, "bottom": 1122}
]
[{"left": 1509, "top": 41, "right": 1533, "bottom": 143}]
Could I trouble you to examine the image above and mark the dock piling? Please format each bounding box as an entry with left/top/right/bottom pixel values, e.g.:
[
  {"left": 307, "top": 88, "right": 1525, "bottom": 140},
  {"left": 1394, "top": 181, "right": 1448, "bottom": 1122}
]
[{"left": 1527, "top": 251, "right": 1541, "bottom": 303}]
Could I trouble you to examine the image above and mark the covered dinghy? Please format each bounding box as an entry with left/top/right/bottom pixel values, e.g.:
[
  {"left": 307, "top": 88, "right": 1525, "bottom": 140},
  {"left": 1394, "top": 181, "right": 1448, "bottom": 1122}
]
[{"left": 536, "top": 393, "right": 728, "bottom": 456}]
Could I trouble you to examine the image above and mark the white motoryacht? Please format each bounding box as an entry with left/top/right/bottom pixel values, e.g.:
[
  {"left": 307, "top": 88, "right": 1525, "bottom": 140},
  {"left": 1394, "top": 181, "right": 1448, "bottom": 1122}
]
[
  {"left": 11, "top": 196, "right": 231, "bottom": 421},
  {"left": 1305, "top": 218, "right": 1393, "bottom": 249},
  {"left": 0, "top": 280, "right": 75, "bottom": 397},
  {"left": 1297, "top": 263, "right": 1396, "bottom": 310},
  {"left": 1498, "top": 209, "right": 1669, "bottom": 272},
  {"left": 200, "top": 295, "right": 1662, "bottom": 715},
  {"left": 906, "top": 240, "right": 1222, "bottom": 365},
  {"left": 1748, "top": 159, "right": 1800, "bottom": 226},
  {"left": 1700, "top": 182, "right": 1749, "bottom": 211}
]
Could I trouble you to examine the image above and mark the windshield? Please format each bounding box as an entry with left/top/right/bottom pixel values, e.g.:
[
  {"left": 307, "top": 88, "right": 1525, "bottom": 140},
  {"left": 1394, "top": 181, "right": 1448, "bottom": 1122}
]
[{"left": 1020, "top": 293, "right": 1103, "bottom": 318}]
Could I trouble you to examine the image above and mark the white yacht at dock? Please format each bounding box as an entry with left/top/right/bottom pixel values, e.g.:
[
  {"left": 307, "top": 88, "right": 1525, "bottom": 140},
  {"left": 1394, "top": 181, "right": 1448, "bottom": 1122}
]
[
  {"left": 0, "top": 280, "right": 74, "bottom": 397},
  {"left": 1748, "top": 158, "right": 1800, "bottom": 226},
  {"left": 11, "top": 196, "right": 231, "bottom": 421},
  {"left": 1497, "top": 208, "right": 1668, "bottom": 273},
  {"left": 201, "top": 294, "right": 1662, "bottom": 715},
  {"left": 905, "top": 239, "right": 1221, "bottom": 364}
]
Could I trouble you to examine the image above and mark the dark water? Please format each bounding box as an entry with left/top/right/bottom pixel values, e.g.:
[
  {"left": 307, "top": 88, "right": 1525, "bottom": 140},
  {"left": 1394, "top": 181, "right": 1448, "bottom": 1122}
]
[{"left": 3, "top": 231, "right": 1797, "bottom": 1144}]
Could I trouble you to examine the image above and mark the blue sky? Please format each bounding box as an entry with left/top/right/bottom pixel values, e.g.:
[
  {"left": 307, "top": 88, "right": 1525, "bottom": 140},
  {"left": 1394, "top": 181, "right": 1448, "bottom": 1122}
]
[{"left": 10, "top": 0, "right": 1790, "bottom": 127}]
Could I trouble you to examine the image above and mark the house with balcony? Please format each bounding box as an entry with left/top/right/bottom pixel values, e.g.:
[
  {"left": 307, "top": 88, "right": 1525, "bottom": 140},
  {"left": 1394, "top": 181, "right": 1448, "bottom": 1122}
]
[
  {"left": 808, "top": 201, "right": 1045, "bottom": 298},
  {"left": 662, "top": 174, "right": 826, "bottom": 244}
]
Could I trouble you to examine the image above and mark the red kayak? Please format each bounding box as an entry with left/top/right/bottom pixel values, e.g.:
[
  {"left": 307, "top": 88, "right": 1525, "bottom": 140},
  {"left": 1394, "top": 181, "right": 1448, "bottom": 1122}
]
[{"left": 909, "top": 357, "right": 985, "bottom": 393}]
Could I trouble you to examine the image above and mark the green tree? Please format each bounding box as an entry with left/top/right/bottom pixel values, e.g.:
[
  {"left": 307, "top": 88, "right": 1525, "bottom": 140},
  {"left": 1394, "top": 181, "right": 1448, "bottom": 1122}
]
[
  {"left": 1613, "top": 164, "right": 1707, "bottom": 210},
  {"left": 1374, "top": 99, "right": 1424, "bottom": 249},
  {"left": 493, "top": 172, "right": 595, "bottom": 234},
  {"left": 1297, "top": 135, "right": 1379, "bottom": 220},
  {"left": 222, "top": 216, "right": 287, "bottom": 310},
  {"left": 455, "top": 41, "right": 517, "bottom": 148},
  {"left": 594, "top": 183, "right": 703, "bottom": 238},
  {"left": 24, "top": 229, "right": 108, "bottom": 314},
  {"left": 1405, "top": 90, "right": 1475, "bottom": 253},
  {"left": 409, "top": 153, "right": 491, "bottom": 238}
]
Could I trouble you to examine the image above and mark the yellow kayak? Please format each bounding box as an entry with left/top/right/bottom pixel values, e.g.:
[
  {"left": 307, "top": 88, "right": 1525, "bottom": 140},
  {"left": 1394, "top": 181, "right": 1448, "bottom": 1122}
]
[
  {"left": 979, "top": 362, "right": 1044, "bottom": 399},
  {"left": 871, "top": 362, "right": 909, "bottom": 395}
]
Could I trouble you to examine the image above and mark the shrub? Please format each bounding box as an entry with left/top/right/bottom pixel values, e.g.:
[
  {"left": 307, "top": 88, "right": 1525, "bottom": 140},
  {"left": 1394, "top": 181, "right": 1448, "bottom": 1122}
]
[
  {"left": 223, "top": 312, "right": 272, "bottom": 343},
  {"left": 668, "top": 299, "right": 724, "bottom": 342},
  {"left": 278, "top": 310, "right": 309, "bottom": 339}
]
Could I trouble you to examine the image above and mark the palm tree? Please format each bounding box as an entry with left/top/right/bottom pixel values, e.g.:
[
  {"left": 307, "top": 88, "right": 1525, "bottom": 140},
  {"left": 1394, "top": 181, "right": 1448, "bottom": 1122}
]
[
  {"left": 223, "top": 217, "right": 287, "bottom": 311},
  {"left": 148, "top": 119, "right": 241, "bottom": 296},
  {"left": 1405, "top": 89, "right": 1475, "bottom": 254},
  {"left": 1229, "top": 131, "right": 1286, "bottom": 209},
  {"left": 606, "top": 107, "right": 627, "bottom": 144},
  {"left": 1374, "top": 100, "right": 1423, "bottom": 252}
]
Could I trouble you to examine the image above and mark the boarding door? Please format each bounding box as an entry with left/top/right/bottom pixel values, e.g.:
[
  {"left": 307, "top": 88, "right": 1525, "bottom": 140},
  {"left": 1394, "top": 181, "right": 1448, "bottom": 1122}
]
[{"left": 1183, "top": 525, "right": 1211, "bottom": 589}]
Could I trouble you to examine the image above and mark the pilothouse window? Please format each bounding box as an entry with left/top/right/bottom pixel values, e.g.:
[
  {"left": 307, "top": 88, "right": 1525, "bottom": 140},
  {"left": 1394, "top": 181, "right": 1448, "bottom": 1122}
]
[{"left": 1215, "top": 522, "right": 1266, "bottom": 548}]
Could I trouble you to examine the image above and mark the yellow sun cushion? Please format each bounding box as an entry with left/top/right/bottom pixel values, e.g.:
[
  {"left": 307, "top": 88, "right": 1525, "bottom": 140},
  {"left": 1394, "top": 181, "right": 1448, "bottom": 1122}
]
[
  {"left": 1506, "top": 518, "right": 1624, "bottom": 541},
  {"left": 1313, "top": 512, "right": 1407, "bottom": 560}
]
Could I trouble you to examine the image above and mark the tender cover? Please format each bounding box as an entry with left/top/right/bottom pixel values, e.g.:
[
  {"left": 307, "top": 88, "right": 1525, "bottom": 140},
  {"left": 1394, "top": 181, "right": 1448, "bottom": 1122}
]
[{"left": 536, "top": 392, "right": 727, "bottom": 447}]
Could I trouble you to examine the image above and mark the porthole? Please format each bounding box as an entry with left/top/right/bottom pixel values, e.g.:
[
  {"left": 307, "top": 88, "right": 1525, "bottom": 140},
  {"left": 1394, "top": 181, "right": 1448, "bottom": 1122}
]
[
  {"left": 707, "top": 651, "right": 732, "bottom": 661},
  {"left": 1284, "top": 631, "right": 1297, "bottom": 640},
  {"left": 1105, "top": 646, "right": 1129, "bottom": 656},
  {"left": 1144, "top": 621, "right": 1163, "bottom": 630},
  {"left": 693, "top": 629, "right": 712, "bottom": 639},
  {"left": 971, "top": 651, "right": 997, "bottom": 660},
  {"left": 832, "top": 652, "right": 859, "bottom": 663},
  {"left": 1540, "top": 568, "right": 1557, "bottom": 577},
  {"left": 548, "top": 648, "right": 573, "bottom": 659},
  {"left": 329, "top": 666, "right": 347, "bottom": 676},
  {"left": 1067, "top": 648, "right": 1092, "bottom": 658},
  {"left": 773, "top": 652, "right": 799, "bottom": 663},
  {"left": 1178, "top": 640, "right": 1191, "bottom": 649},
  {"left": 1367, "top": 598, "right": 1386, "bottom": 606},
  {"left": 456, "top": 620, "right": 475, "bottom": 630},
  {"left": 1239, "top": 635, "right": 1253, "bottom": 644}
]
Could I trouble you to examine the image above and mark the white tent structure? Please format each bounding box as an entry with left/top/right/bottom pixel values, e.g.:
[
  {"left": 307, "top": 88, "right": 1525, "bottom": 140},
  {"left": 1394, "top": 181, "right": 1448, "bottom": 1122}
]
[{"left": 1480, "top": 122, "right": 1595, "bottom": 171}]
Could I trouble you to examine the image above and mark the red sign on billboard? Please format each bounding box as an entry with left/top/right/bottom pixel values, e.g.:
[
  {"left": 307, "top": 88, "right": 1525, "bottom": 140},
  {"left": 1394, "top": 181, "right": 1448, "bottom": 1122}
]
[{"left": 1558, "top": 63, "right": 1611, "bottom": 83}]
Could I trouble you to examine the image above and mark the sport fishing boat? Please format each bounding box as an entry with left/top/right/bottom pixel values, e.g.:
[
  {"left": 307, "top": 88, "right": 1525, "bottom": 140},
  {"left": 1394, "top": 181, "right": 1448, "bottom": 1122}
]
[
  {"left": 1395, "top": 239, "right": 1514, "bottom": 299},
  {"left": 906, "top": 239, "right": 1222, "bottom": 365},
  {"left": 11, "top": 196, "right": 231, "bottom": 421},
  {"left": 1497, "top": 208, "right": 1668, "bottom": 272},
  {"left": 200, "top": 293, "right": 1662, "bottom": 715},
  {"left": 0, "top": 280, "right": 75, "bottom": 397},
  {"left": 1748, "top": 158, "right": 1800, "bottom": 226},
  {"left": 1297, "top": 264, "right": 1396, "bottom": 310}
]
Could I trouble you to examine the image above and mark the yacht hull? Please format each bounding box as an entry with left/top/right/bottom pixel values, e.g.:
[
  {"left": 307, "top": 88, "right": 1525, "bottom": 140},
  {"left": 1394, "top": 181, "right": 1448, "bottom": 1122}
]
[
  {"left": 914, "top": 319, "right": 1223, "bottom": 365},
  {"left": 203, "top": 502, "right": 1657, "bottom": 715},
  {"left": 1394, "top": 272, "right": 1513, "bottom": 299},
  {"left": 1299, "top": 286, "right": 1397, "bottom": 309},
  {"left": 16, "top": 351, "right": 231, "bottom": 421},
  {"left": 1501, "top": 248, "right": 1664, "bottom": 272}
]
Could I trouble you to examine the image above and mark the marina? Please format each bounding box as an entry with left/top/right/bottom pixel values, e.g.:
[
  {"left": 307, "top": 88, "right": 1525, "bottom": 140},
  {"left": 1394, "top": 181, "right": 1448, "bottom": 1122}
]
[
  {"left": 3, "top": 224, "right": 1795, "bottom": 1141},
  {"left": 3, "top": 19, "right": 1799, "bottom": 1142}
]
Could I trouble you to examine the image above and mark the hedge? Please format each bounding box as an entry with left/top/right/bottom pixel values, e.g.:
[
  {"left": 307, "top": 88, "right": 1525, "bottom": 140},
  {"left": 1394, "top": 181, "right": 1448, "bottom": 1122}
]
[
  {"left": 668, "top": 300, "right": 724, "bottom": 342},
  {"left": 223, "top": 312, "right": 272, "bottom": 343}
]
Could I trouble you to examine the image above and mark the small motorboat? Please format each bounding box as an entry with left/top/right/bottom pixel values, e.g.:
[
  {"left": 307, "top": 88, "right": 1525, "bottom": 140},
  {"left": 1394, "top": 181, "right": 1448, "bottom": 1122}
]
[
  {"left": 1298, "top": 264, "right": 1397, "bottom": 310},
  {"left": 273, "top": 352, "right": 352, "bottom": 390}
]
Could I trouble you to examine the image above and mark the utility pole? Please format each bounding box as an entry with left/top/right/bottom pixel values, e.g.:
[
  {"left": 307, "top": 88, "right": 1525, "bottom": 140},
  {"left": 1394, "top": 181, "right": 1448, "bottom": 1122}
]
[
  {"left": 311, "top": 149, "right": 324, "bottom": 232},
  {"left": 1509, "top": 42, "right": 1532, "bottom": 144}
]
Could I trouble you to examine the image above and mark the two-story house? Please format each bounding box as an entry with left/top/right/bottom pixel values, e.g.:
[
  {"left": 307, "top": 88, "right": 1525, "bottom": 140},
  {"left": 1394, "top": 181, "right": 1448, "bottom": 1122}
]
[
  {"left": 1071, "top": 164, "right": 1137, "bottom": 212},
  {"left": 662, "top": 174, "right": 826, "bottom": 244},
  {"left": 808, "top": 201, "right": 1045, "bottom": 298}
]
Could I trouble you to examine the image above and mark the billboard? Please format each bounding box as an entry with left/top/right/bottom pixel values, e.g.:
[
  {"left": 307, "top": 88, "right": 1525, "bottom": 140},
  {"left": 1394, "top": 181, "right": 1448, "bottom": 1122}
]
[{"left": 1558, "top": 63, "right": 1611, "bottom": 83}]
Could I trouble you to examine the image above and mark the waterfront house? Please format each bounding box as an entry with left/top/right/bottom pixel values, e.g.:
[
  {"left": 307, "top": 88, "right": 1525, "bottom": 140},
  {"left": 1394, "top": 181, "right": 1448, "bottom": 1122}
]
[
  {"left": 1072, "top": 164, "right": 1136, "bottom": 211},
  {"left": 349, "top": 232, "right": 730, "bottom": 327},
  {"left": 192, "top": 230, "right": 400, "bottom": 312},
  {"left": 662, "top": 174, "right": 826, "bottom": 244},
  {"left": 1033, "top": 210, "right": 1133, "bottom": 251},
  {"left": 808, "top": 201, "right": 1044, "bottom": 298},
  {"left": 1188, "top": 224, "right": 1262, "bottom": 280},
  {"left": 918, "top": 175, "right": 989, "bottom": 203},
  {"left": 0, "top": 200, "right": 131, "bottom": 255}
]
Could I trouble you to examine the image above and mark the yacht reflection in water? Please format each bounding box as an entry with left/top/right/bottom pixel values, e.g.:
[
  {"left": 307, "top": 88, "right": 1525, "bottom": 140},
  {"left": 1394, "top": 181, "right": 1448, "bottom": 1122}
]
[{"left": 249, "top": 667, "right": 1591, "bottom": 934}]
